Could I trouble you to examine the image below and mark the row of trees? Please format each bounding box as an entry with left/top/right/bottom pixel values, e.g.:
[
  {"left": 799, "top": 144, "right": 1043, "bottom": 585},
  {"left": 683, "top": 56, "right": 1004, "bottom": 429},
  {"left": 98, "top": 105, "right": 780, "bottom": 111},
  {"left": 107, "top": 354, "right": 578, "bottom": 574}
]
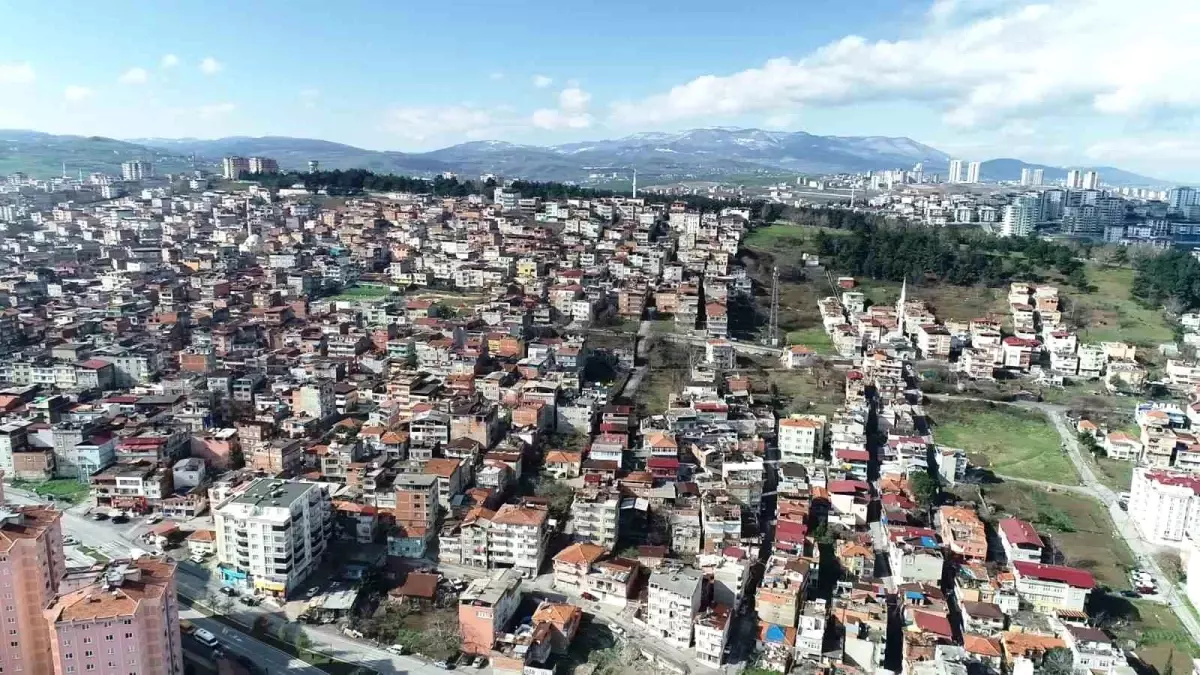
[
  {"left": 1132, "top": 248, "right": 1200, "bottom": 312},
  {"left": 811, "top": 224, "right": 1087, "bottom": 289},
  {"left": 241, "top": 168, "right": 766, "bottom": 214}
]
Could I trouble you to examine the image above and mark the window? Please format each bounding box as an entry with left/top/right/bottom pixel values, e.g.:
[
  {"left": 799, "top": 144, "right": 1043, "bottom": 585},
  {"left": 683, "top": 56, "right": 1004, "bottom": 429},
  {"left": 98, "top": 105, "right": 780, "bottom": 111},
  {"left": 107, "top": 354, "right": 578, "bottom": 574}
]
[
  {"left": 105, "top": 635, "right": 114, "bottom": 641},
  {"left": 82, "top": 637, "right": 92, "bottom": 644},
  {"left": 124, "top": 633, "right": 133, "bottom": 639}
]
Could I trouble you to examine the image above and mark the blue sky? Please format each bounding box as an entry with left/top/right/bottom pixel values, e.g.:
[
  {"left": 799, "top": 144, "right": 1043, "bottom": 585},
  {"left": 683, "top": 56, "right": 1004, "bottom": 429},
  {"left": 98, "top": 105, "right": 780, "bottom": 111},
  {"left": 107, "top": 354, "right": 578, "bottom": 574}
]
[{"left": 1, "top": 0, "right": 1198, "bottom": 179}]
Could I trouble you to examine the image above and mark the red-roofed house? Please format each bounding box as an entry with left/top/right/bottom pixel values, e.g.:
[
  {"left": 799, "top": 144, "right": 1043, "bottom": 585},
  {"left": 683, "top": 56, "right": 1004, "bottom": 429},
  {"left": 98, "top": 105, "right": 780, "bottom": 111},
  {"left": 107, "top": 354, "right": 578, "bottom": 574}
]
[
  {"left": 1011, "top": 561, "right": 1095, "bottom": 612},
  {"left": 997, "top": 518, "right": 1044, "bottom": 563}
]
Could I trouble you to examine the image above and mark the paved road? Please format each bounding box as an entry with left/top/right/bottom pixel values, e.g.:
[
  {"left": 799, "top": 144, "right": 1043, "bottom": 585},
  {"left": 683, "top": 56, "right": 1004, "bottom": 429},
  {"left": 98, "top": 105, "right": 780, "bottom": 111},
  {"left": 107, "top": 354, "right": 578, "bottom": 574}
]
[{"left": 181, "top": 608, "right": 326, "bottom": 674}]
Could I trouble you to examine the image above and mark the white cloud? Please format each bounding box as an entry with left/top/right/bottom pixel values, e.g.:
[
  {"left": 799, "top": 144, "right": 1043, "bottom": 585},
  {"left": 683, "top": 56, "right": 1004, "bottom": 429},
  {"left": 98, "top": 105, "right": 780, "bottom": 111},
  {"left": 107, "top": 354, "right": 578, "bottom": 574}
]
[
  {"left": 764, "top": 112, "right": 798, "bottom": 129},
  {"left": 610, "top": 0, "right": 1200, "bottom": 131},
  {"left": 199, "top": 102, "right": 236, "bottom": 119},
  {"left": 161, "top": 54, "right": 180, "bottom": 69},
  {"left": 118, "top": 67, "right": 149, "bottom": 85},
  {"left": 0, "top": 63, "right": 35, "bottom": 84},
  {"left": 385, "top": 105, "right": 497, "bottom": 142},
  {"left": 532, "top": 75, "right": 553, "bottom": 89},
  {"left": 63, "top": 86, "right": 93, "bottom": 102},
  {"left": 199, "top": 57, "right": 222, "bottom": 75},
  {"left": 531, "top": 87, "right": 593, "bottom": 130}
]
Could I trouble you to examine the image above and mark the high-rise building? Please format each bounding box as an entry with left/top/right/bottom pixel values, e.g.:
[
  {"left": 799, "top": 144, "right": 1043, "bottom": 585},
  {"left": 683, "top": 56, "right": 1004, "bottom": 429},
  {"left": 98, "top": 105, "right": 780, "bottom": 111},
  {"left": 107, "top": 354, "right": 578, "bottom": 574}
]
[
  {"left": 1002, "top": 196, "right": 1039, "bottom": 237},
  {"left": 214, "top": 478, "right": 333, "bottom": 597},
  {"left": 221, "top": 156, "right": 251, "bottom": 180},
  {"left": 44, "top": 557, "right": 184, "bottom": 675},
  {"left": 0, "top": 471, "right": 66, "bottom": 675},
  {"left": 947, "top": 159, "right": 964, "bottom": 184},
  {"left": 1065, "top": 169, "right": 1083, "bottom": 189},
  {"left": 1082, "top": 170, "right": 1100, "bottom": 190},
  {"left": 120, "top": 161, "right": 153, "bottom": 181},
  {"left": 1169, "top": 187, "right": 1197, "bottom": 212},
  {"left": 966, "top": 161, "right": 981, "bottom": 184},
  {"left": 308, "top": 160, "right": 320, "bottom": 173},
  {"left": 248, "top": 157, "right": 279, "bottom": 174},
  {"left": 1020, "top": 167, "right": 1045, "bottom": 186}
]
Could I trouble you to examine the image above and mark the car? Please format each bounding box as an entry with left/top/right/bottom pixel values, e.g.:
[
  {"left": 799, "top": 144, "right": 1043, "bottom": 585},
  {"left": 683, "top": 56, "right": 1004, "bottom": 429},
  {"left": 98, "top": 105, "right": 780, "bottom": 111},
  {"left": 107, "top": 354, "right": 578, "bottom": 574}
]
[
  {"left": 193, "top": 628, "right": 220, "bottom": 648},
  {"left": 581, "top": 592, "right": 598, "bottom": 602},
  {"left": 180, "top": 620, "right": 196, "bottom": 635},
  {"left": 91, "top": 512, "right": 108, "bottom": 521},
  {"left": 239, "top": 595, "right": 262, "bottom": 606},
  {"left": 63, "top": 535, "right": 79, "bottom": 546},
  {"left": 611, "top": 626, "right": 626, "bottom": 638},
  {"left": 343, "top": 628, "right": 364, "bottom": 639},
  {"left": 473, "top": 656, "right": 487, "bottom": 669},
  {"left": 219, "top": 586, "right": 240, "bottom": 597},
  {"left": 190, "top": 555, "right": 207, "bottom": 565},
  {"left": 433, "top": 660, "right": 453, "bottom": 670},
  {"left": 147, "top": 514, "right": 163, "bottom": 524},
  {"left": 1121, "top": 590, "right": 1141, "bottom": 598},
  {"left": 112, "top": 513, "right": 129, "bottom": 524},
  {"left": 387, "top": 645, "right": 408, "bottom": 655}
]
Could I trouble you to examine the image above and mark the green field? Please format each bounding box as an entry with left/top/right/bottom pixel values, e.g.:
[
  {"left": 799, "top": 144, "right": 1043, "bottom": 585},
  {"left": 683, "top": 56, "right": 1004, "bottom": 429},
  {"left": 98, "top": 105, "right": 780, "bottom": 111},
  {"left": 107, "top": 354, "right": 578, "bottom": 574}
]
[
  {"left": 1074, "top": 266, "right": 1174, "bottom": 346},
  {"left": 981, "top": 481, "right": 1134, "bottom": 589},
  {"left": 928, "top": 400, "right": 1078, "bottom": 484},
  {"left": 767, "top": 364, "right": 845, "bottom": 418},
  {"left": 785, "top": 327, "right": 835, "bottom": 354},
  {"left": 1085, "top": 453, "right": 1136, "bottom": 492},
  {"left": 1116, "top": 601, "right": 1200, "bottom": 675},
  {"left": 28, "top": 479, "right": 91, "bottom": 504},
  {"left": 329, "top": 285, "right": 393, "bottom": 301}
]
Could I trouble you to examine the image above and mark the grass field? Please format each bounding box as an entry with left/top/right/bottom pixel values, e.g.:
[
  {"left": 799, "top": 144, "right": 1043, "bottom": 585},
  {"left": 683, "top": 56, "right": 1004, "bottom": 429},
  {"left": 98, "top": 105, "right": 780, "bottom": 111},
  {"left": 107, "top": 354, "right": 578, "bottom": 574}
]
[
  {"left": 982, "top": 481, "right": 1134, "bottom": 589},
  {"left": 28, "top": 479, "right": 91, "bottom": 504},
  {"left": 1085, "top": 453, "right": 1136, "bottom": 492},
  {"left": 785, "top": 327, "right": 835, "bottom": 354},
  {"left": 1073, "top": 266, "right": 1174, "bottom": 346},
  {"left": 927, "top": 400, "right": 1078, "bottom": 484},
  {"left": 329, "top": 285, "right": 393, "bottom": 301}
]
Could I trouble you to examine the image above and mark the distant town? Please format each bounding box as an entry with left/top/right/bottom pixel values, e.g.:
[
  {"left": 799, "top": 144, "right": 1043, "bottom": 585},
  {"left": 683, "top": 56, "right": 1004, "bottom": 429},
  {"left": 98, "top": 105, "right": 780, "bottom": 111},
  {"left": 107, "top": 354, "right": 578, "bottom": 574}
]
[{"left": 2, "top": 153, "right": 1200, "bottom": 675}]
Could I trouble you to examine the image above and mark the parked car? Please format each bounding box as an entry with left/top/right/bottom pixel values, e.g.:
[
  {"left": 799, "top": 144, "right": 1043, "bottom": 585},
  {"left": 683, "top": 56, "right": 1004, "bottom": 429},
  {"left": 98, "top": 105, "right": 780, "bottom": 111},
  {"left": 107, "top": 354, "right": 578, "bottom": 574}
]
[
  {"left": 63, "top": 535, "right": 79, "bottom": 546},
  {"left": 433, "top": 660, "right": 453, "bottom": 670},
  {"left": 180, "top": 620, "right": 196, "bottom": 635},
  {"left": 91, "top": 512, "right": 108, "bottom": 521},
  {"left": 581, "top": 592, "right": 598, "bottom": 602},
  {"left": 343, "top": 628, "right": 364, "bottom": 639},
  {"left": 387, "top": 645, "right": 407, "bottom": 655},
  {"left": 219, "top": 586, "right": 239, "bottom": 597},
  {"left": 239, "top": 595, "right": 261, "bottom": 606},
  {"left": 147, "top": 514, "right": 163, "bottom": 524},
  {"left": 473, "top": 656, "right": 487, "bottom": 669}
]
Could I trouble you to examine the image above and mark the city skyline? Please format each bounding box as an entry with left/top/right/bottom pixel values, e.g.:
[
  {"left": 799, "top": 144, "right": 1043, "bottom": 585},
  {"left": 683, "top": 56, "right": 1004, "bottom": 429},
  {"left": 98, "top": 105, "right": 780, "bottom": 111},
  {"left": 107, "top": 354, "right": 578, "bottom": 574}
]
[{"left": 0, "top": 0, "right": 1196, "bottom": 179}]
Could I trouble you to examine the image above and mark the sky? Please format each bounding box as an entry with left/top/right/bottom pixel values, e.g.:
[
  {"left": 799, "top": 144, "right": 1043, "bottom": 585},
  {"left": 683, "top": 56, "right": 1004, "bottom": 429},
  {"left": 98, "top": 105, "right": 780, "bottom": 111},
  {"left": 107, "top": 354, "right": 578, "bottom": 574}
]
[{"left": 1, "top": 0, "right": 1199, "bottom": 179}]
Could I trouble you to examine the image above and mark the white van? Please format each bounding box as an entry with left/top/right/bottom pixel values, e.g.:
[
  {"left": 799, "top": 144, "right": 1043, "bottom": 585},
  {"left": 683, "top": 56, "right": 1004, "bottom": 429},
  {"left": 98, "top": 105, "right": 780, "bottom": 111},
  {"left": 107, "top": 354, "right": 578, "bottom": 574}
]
[{"left": 194, "top": 629, "right": 219, "bottom": 648}]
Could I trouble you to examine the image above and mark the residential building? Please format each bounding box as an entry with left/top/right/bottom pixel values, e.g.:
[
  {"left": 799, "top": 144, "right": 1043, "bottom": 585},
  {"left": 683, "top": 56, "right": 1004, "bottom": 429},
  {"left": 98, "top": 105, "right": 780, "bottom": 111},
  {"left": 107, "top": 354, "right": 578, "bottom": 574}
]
[
  {"left": 570, "top": 487, "right": 620, "bottom": 550},
  {"left": 778, "top": 415, "right": 826, "bottom": 465},
  {"left": 44, "top": 557, "right": 183, "bottom": 675},
  {"left": 458, "top": 569, "right": 522, "bottom": 655},
  {"left": 936, "top": 506, "right": 987, "bottom": 560},
  {"left": 213, "top": 478, "right": 333, "bottom": 597},
  {"left": 1129, "top": 469, "right": 1200, "bottom": 547},
  {"left": 1010, "top": 561, "right": 1095, "bottom": 613},
  {"left": 646, "top": 566, "right": 703, "bottom": 649},
  {"left": 0, "top": 475, "right": 66, "bottom": 675},
  {"left": 997, "top": 518, "right": 1044, "bottom": 563}
]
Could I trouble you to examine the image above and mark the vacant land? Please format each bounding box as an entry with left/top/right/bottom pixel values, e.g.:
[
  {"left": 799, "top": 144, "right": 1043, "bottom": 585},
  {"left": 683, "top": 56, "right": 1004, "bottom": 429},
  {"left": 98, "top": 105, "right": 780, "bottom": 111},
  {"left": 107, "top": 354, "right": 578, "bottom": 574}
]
[
  {"left": 927, "top": 400, "right": 1077, "bottom": 484},
  {"left": 766, "top": 363, "right": 845, "bottom": 418},
  {"left": 1084, "top": 453, "right": 1135, "bottom": 492},
  {"left": 982, "top": 481, "right": 1134, "bottom": 589},
  {"left": 21, "top": 479, "right": 91, "bottom": 504},
  {"left": 785, "top": 327, "right": 835, "bottom": 354},
  {"left": 1114, "top": 601, "right": 1200, "bottom": 675},
  {"left": 1072, "top": 266, "right": 1174, "bottom": 346}
]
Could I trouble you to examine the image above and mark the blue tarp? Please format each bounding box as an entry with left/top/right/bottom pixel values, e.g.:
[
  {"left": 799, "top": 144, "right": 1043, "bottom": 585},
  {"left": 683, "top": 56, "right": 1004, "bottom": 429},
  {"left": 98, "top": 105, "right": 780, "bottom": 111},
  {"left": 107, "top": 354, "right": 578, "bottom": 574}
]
[
  {"left": 919, "top": 536, "right": 937, "bottom": 548},
  {"left": 765, "top": 624, "right": 787, "bottom": 643}
]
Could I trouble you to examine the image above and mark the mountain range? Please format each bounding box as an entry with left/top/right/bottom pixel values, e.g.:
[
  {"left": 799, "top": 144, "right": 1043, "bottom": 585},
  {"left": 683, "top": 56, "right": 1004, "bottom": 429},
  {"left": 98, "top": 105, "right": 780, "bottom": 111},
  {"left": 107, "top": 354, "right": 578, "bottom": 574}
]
[{"left": 0, "top": 127, "right": 1170, "bottom": 187}]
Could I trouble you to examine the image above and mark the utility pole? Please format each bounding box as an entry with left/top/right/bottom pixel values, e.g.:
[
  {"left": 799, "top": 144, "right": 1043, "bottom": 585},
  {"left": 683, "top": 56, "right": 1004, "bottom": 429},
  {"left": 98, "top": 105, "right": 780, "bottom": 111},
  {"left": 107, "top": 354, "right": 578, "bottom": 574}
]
[{"left": 764, "top": 266, "right": 780, "bottom": 347}]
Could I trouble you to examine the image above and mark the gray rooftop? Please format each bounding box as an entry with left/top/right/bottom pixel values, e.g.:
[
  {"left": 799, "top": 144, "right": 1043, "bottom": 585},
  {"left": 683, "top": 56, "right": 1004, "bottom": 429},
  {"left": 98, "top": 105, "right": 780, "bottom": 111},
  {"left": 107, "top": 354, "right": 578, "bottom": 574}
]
[
  {"left": 230, "top": 478, "right": 318, "bottom": 508},
  {"left": 649, "top": 566, "right": 703, "bottom": 598}
]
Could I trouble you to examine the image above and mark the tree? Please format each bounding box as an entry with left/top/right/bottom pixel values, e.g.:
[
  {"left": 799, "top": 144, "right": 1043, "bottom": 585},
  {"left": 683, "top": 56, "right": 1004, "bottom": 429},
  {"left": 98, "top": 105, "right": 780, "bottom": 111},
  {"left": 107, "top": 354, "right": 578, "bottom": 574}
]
[
  {"left": 909, "top": 470, "right": 940, "bottom": 509},
  {"left": 1041, "top": 647, "right": 1075, "bottom": 675}
]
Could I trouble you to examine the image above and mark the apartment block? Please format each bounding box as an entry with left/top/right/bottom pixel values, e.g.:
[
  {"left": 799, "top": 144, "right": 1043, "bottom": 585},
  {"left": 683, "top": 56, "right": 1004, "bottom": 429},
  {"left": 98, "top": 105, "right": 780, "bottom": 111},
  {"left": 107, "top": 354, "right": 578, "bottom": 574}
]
[
  {"left": 44, "top": 557, "right": 183, "bottom": 675},
  {"left": 778, "top": 415, "right": 826, "bottom": 465},
  {"left": 0, "top": 474, "right": 66, "bottom": 675},
  {"left": 569, "top": 487, "right": 620, "bottom": 550},
  {"left": 459, "top": 569, "right": 522, "bottom": 655},
  {"left": 646, "top": 566, "right": 703, "bottom": 649},
  {"left": 214, "top": 478, "right": 333, "bottom": 597}
]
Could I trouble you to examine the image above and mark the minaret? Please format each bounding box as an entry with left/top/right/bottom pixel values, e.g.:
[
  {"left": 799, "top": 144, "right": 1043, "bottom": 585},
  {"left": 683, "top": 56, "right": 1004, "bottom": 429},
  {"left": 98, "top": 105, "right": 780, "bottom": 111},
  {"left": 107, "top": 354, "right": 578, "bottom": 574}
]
[
  {"left": 632, "top": 169, "right": 637, "bottom": 199},
  {"left": 897, "top": 277, "right": 907, "bottom": 335}
]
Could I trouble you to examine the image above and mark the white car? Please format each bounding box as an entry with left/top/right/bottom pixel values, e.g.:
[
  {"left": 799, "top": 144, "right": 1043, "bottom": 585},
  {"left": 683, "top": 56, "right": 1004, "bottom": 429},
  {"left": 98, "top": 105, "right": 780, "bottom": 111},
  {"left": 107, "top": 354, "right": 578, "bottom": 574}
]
[
  {"left": 194, "top": 629, "right": 219, "bottom": 648},
  {"left": 63, "top": 535, "right": 79, "bottom": 546},
  {"left": 387, "top": 645, "right": 407, "bottom": 655}
]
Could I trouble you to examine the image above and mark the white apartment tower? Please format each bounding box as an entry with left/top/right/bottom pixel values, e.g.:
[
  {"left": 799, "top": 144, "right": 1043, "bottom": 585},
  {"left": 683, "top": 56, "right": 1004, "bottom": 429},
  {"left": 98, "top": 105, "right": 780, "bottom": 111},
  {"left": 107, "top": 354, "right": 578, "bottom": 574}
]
[
  {"left": 214, "top": 478, "right": 333, "bottom": 597},
  {"left": 966, "top": 161, "right": 981, "bottom": 184},
  {"left": 947, "top": 159, "right": 964, "bottom": 184},
  {"left": 647, "top": 567, "right": 703, "bottom": 649},
  {"left": 1129, "top": 469, "right": 1200, "bottom": 547},
  {"left": 1065, "top": 169, "right": 1083, "bottom": 189},
  {"left": 1082, "top": 170, "right": 1100, "bottom": 190},
  {"left": 221, "top": 156, "right": 251, "bottom": 180},
  {"left": 1002, "top": 196, "right": 1039, "bottom": 237},
  {"left": 121, "top": 160, "right": 153, "bottom": 181}
]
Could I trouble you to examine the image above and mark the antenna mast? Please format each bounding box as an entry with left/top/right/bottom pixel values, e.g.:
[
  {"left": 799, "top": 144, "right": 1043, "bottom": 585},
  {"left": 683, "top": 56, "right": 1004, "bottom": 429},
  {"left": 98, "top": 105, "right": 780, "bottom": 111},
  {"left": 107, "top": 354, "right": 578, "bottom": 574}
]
[{"left": 765, "top": 265, "right": 780, "bottom": 347}]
